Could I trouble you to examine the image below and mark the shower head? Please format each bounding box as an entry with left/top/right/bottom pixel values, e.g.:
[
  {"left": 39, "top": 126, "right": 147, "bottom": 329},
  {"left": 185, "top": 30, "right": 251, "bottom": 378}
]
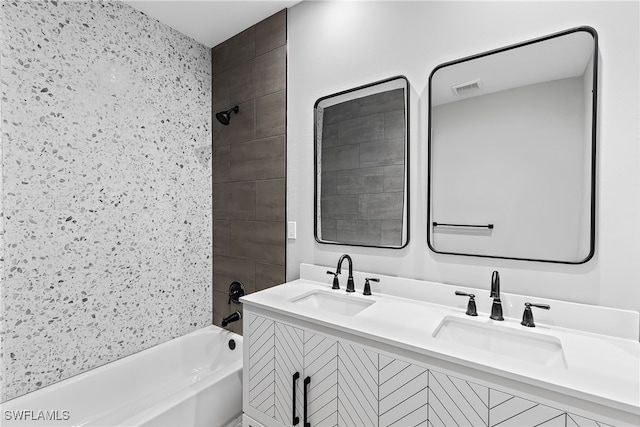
[{"left": 215, "top": 105, "right": 239, "bottom": 125}]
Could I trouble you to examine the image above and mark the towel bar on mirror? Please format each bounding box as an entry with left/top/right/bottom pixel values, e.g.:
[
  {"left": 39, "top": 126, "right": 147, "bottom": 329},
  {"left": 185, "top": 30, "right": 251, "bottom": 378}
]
[{"left": 433, "top": 222, "right": 494, "bottom": 229}]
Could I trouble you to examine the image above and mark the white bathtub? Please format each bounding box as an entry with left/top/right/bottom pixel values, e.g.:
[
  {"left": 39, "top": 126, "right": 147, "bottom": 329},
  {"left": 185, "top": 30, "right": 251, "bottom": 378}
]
[{"left": 1, "top": 325, "right": 243, "bottom": 427}]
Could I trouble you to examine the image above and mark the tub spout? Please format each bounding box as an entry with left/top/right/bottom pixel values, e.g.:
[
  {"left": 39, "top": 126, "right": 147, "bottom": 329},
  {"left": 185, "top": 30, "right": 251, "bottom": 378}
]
[{"left": 222, "top": 311, "right": 242, "bottom": 327}]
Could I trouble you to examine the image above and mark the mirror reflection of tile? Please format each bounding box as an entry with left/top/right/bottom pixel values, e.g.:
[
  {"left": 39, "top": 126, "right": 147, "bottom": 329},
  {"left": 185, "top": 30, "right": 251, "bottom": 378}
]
[{"left": 320, "top": 89, "right": 405, "bottom": 246}]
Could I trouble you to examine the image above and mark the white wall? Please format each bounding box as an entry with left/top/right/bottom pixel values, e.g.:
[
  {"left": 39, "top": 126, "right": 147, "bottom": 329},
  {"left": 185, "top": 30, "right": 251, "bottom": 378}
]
[
  {"left": 431, "top": 77, "right": 586, "bottom": 261},
  {"left": 287, "top": 1, "right": 640, "bottom": 313}
]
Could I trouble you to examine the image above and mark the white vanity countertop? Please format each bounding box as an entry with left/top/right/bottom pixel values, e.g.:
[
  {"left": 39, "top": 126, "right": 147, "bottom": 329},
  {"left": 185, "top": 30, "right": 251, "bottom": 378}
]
[{"left": 241, "top": 276, "right": 640, "bottom": 416}]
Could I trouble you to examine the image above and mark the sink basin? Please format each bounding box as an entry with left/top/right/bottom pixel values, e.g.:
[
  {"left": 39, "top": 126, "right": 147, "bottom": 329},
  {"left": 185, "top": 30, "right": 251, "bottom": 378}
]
[
  {"left": 289, "top": 290, "right": 375, "bottom": 316},
  {"left": 433, "top": 316, "right": 567, "bottom": 369}
]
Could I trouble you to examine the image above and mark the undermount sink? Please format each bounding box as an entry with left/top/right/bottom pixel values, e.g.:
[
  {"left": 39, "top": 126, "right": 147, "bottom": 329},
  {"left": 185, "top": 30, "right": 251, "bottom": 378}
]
[
  {"left": 433, "top": 316, "right": 567, "bottom": 369},
  {"left": 289, "top": 290, "right": 375, "bottom": 316}
]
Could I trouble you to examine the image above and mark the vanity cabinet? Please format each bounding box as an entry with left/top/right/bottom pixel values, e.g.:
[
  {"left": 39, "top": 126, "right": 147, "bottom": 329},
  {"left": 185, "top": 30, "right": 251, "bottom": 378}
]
[
  {"left": 246, "top": 312, "right": 340, "bottom": 427},
  {"left": 246, "top": 315, "right": 303, "bottom": 426},
  {"left": 429, "top": 373, "right": 615, "bottom": 427},
  {"left": 243, "top": 308, "right": 623, "bottom": 427},
  {"left": 244, "top": 311, "right": 429, "bottom": 427}
]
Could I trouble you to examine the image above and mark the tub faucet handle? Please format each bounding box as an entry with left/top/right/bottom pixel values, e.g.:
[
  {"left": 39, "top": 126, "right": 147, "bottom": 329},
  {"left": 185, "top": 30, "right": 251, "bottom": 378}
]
[
  {"left": 363, "top": 277, "right": 379, "bottom": 296},
  {"left": 228, "top": 281, "right": 245, "bottom": 304},
  {"left": 521, "top": 302, "right": 550, "bottom": 328},
  {"left": 455, "top": 291, "right": 478, "bottom": 316},
  {"left": 326, "top": 271, "right": 340, "bottom": 290}
]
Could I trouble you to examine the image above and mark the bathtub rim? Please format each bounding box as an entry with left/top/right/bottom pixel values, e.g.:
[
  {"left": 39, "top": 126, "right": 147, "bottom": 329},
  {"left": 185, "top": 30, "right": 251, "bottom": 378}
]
[{"left": 115, "top": 357, "right": 242, "bottom": 427}]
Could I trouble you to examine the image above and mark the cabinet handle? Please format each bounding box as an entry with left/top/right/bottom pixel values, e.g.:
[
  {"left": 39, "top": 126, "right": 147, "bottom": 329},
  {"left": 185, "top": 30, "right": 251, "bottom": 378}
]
[
  {"left": 303, "top": 376, "right": 311, "bottom": 427},
  {"left": 292, "top": 372, "right": 300, "bottom": 425}
]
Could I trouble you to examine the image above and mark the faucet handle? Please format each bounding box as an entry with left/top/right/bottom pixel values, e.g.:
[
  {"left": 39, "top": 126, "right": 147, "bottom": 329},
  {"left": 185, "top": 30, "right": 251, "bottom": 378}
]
[
  {"left": 326, "top": 271, "right": 340, "bottom": 290},
  {"left": 521, "top": 302, "right": 550, "bottom": 327},
  {"left": 455, "top": 291, "right": 478, "bottom": 316},
  {"left": 363, "top": 277, "right": 379, "bottom": 296},
  {"left": 228, "top": 281, "right": 245, "bottom": 304}
]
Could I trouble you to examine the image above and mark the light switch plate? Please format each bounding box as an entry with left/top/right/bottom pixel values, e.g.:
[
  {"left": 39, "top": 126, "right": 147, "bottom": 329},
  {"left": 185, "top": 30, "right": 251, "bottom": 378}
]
[{"left": 287, "top": 221, "right": 296, "bottom": 239}]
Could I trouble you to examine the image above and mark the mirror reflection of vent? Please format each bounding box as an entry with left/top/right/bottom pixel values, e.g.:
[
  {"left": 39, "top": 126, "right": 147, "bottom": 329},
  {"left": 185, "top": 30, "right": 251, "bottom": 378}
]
[{"left": 451, "top": 79, "right": 483, "bottom": 96}]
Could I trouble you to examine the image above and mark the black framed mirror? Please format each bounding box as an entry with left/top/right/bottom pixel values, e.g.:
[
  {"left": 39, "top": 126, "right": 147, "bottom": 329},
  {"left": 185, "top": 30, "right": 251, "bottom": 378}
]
[
  {"left": 314, "top": 76, "right": 409, "bottom": 248},
  {"left": 428, "top": 27, "right": 598, "bottom": 263}
]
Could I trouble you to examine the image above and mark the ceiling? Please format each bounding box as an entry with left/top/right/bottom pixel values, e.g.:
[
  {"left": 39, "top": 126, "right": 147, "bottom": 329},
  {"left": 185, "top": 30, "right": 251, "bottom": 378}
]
[
  {"left": 431, "top": 30, "right": 595, "bottom": 106},
  {"left": 124, "top": 0, "right": 301, "bottom": 48}
]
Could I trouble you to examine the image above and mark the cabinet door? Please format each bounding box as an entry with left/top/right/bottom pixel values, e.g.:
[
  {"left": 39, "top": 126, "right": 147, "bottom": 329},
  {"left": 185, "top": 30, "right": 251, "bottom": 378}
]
[
  {"left": 337, "top": 341, "right": 379, "bottom": 426},
  {"left": 566, "top": 413, "right": 614, "bottom": 427},
  {"left": 247, "top": 315, "right": 276, "bottom": 419},
  {"left": 428, "top": 370, "right": 489, "bottom": 427},
  {"left": 303, "top": 330, "right": 338, "bottom": 427},
  {"left": 488, "top": 389, "right": 565, "bottom": 427},
  {"left": 274, "top": 322, "right": 304, "bottom": 426},
  {"left": 379, "top": 355, "right": 428, "bottom": 427}
]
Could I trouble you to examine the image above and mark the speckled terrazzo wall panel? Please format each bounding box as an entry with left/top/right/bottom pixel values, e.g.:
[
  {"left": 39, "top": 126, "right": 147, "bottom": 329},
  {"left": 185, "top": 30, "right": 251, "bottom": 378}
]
[{"left": 0, "top": 1, "right": 212, "bottom": 402}]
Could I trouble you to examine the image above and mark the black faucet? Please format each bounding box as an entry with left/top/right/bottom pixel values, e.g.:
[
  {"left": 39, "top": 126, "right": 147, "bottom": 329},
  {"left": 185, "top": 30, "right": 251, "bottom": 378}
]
[
  {"left": 222, "top": 311, "right": 241, "bottom": 327},
  {"left": 326, "top": 270, "right": 340, "bottom": 289},
  {"left": 521, "top": 302, "right": 550, "bottom": 327},
  {"left": 337, "top": 254, "right": 355, "bottom": 292},
  {"left": 489, "top": 271, "right": 504, "bottom": 321},
  {"left": 455, "top": 291, "right": 478, "bottom": 316},
  {"left": 363, "top": 277, "right": 379, "bottom": 296}
]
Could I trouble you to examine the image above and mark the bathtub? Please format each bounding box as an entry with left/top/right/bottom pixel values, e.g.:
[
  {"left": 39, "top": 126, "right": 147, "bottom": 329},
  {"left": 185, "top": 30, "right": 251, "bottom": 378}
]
[{"left": 1, "top": 325, "right": 243, "bottom": 427}]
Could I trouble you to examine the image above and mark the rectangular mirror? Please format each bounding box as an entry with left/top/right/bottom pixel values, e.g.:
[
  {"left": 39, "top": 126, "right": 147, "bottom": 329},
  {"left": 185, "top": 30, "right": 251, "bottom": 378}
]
[
  {"left": 315, "top": 76, "right": 409, "bottom": 248},
  {"left": 428, "top": 27, "right": 598, "bottom": 263}
]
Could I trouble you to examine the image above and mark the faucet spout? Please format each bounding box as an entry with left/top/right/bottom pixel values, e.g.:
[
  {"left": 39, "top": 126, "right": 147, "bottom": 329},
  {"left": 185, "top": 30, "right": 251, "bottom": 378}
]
[
  {"left": 490, "top": 271, "right": 504, "bottom": 321},
  {"left": 490, "top": 270, "right": 500, "bottom": 298},
  {"left": 222, "top": 311, "right": 242, "bottom": 327},
  {"left": 337, "top": 254, "right": 355, "bottom": 292}
]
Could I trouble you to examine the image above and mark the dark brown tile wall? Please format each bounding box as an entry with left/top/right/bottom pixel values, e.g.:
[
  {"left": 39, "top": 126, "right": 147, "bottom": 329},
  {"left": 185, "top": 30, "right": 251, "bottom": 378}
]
[
  {"left": 211, "top": 10, "right": 287, "bottom": 335},
  {"left": 320, "top": 89, "right": 405, "bottom": 247}
]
